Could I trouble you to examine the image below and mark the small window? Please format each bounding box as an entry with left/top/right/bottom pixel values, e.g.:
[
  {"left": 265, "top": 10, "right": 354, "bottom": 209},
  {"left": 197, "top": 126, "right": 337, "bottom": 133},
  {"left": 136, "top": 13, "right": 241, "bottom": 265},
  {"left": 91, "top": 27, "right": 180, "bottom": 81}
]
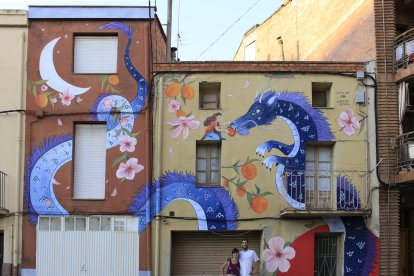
[
  {"left": 305, "top": 145, "right": 332, "bottom": 209},
  {"left": 74, "top": 35, "right": 118, "bottom": 74},
  {"left": 38, "top": 217, "right": 61, "bottom": 231},
  {"left": 196, "top": 141, "right": 221, "bottom": 186},
  {"left": 199, "top": 82, "right": 221, "bottom": 109},
  {"left": 244, "top": 41, "right": 256, "bottom": 61},
  {"left": 312, "top": 82, "right": 332, "bottom": 108},
  {"left": 114, "top": 217, "right": 126, "bottom": 231},
  {"left": 314, "top": 233, "right": 339, "bottom": 276},
  {"left": 73, "top": 123, "right": 107, "bottom": 199}
]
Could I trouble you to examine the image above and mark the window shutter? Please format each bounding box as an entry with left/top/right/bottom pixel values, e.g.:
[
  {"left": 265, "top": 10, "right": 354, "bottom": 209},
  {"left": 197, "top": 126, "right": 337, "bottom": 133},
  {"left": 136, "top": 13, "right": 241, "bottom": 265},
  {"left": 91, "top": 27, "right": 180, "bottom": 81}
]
[
  {"left": 74, "top": 36, "right": 118, "bottom": 74},
  {"left": 74, "top": 124, "right": 107, "bottom": 199}
]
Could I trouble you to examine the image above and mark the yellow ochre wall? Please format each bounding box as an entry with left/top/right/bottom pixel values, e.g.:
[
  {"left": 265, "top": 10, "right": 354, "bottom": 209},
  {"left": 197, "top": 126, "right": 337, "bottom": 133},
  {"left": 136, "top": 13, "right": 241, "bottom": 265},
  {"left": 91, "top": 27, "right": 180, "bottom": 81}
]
[{"left": 151, "top": 73, "right": 376, "bottom": 275}]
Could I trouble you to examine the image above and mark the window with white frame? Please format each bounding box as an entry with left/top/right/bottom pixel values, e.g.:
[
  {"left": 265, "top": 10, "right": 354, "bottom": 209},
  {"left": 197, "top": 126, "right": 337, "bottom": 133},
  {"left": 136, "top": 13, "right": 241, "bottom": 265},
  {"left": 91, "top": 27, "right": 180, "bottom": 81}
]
[
  {"left": 314, "top": 233, "right": 339, "bottom": 276},
  {"left": 305, "top": 145, "right": 332, "bottom": 209},
  {"left": 196, "top": 141, "right": 221, "bottom": 186},
  {"left": 199, "top": 82, "right": 221, "bottom": 109},
  {"left": 38, "top": 216, "right": 137, "bottom": 232},
  {"left": 73, "top": 123, "right": 107, "bottom": 199},
  {"left": 74, "top": 35, "right": 118, "bottom": 74}
]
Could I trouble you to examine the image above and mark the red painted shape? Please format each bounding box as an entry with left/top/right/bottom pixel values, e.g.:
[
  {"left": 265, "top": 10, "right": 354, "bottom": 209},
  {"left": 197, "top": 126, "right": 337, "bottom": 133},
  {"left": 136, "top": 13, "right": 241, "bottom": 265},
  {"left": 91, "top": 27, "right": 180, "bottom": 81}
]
[{"left": 278, "top": 225, "right": 330, "bottom": 275}]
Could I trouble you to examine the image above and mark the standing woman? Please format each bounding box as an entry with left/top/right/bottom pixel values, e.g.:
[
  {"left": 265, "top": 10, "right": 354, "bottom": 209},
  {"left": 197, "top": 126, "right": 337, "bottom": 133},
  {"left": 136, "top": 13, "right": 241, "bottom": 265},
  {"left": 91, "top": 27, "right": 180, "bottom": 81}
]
[{"left": 221, "top": 248, "right": 241, "bottom": 276}]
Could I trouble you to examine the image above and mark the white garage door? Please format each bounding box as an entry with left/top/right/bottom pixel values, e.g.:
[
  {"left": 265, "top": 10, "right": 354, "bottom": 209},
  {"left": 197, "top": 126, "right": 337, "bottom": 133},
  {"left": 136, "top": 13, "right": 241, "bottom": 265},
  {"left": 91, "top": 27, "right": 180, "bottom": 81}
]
[{"left": 36, "top": 216, "right": 138, "bottom": 276}]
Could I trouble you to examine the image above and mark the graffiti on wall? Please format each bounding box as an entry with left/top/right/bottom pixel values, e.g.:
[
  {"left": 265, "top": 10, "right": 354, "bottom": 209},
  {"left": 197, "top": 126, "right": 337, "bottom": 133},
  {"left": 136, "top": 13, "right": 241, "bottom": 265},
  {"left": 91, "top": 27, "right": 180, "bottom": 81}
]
[
  {"left": 25, "top": 22, "right": 147, "bottom": 222},
  {"left": 129, "top": 171, "right": 239, "bottom": 233},
  {"left": 230, "top": 91, "right": 362, "bottom": 210}
]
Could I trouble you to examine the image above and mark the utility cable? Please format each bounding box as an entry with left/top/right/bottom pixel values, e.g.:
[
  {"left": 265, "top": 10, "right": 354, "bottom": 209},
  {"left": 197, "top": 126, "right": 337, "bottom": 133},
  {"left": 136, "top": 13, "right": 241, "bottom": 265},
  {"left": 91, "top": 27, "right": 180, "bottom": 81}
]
[{"left": 195, "top": 0, "right": 262, "bottom": 60}]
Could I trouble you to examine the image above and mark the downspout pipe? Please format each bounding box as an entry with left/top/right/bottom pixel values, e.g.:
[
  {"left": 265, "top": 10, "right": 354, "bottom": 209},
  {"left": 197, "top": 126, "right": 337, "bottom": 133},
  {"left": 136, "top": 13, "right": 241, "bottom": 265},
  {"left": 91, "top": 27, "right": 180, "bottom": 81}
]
[
  {"left": 13, "top": 30, "right": 25, "bottom": 276},
  {"left": 153, "top": 75, "right": 164, "bottom": 275}
]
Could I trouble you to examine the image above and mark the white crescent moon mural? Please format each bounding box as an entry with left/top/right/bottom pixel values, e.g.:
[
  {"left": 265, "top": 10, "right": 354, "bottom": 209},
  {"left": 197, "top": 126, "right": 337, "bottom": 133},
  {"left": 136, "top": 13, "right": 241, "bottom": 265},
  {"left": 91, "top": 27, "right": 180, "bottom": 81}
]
[{"left": 39, "top": 37, "right": 90, "bottom": 95}]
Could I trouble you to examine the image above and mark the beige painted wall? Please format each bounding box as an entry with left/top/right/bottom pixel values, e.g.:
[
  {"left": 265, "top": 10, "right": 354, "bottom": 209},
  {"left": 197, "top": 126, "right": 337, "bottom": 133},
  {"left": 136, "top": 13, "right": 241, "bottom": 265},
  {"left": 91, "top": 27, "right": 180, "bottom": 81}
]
[
  {"left": 153, "top": 73, "right": 372, "bottom": 275},
  {"left": 234, "top": 0, "right": 375, "bottom": 62},
  {"left": 0, "top": 9, "right": 27, "bottom": 274}
]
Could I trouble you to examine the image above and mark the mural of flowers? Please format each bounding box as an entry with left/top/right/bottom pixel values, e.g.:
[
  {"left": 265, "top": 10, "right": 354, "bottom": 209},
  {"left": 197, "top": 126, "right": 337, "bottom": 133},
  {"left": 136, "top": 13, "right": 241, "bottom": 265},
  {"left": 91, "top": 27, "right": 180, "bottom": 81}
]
[
  {"left": 119, "top": 135, "right": 137, "bottom": 153},
  {"left": 59, "top": 88, "right": 74, "bottom": 106},
  {"left": 27, "top": 79, "right": 83, "bottom": 109},
  {"left": 167, "top": 115, "right": 200, "bottom": 139},
  {"left": 164, "top": 77, "right": 196, "bottom": 131},
  {"left": 99, "top": 74, "right": 122, "bottom": 93},
  {"left": 115, "top": 157, "right": 144, "bottom": 180},
  {"left": 338, "top": 109, "right": 361, "bottom": 136},
  {"left": 263, "top": 237, "right": 296, "bottom": 273},
  {"left": 222, "top": 157, "right": 273, "bottom": 214}
]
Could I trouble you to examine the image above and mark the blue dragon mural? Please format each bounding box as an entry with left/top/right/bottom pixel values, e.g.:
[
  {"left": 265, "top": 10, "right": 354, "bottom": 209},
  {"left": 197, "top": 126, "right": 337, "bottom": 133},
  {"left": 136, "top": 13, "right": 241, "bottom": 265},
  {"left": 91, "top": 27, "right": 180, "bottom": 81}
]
[
  {"left": 230, "top": 91, "right": 361, "bottom": 210},
  {"left": 129, "top": 172, "right": 239, "bottom": 233},
  {"left": 25, "top": 22, "right": 147, "bottom": 223}
]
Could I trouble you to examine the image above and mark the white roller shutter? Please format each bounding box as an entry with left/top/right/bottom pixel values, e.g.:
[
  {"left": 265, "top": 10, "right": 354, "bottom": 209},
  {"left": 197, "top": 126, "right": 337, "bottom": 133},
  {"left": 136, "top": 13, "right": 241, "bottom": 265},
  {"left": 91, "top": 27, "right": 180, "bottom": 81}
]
[
  {"left": 73, "top": 124, "right": 106, "bottom": 199},
  {"left": 74, "top": 36, "right": 118, "bottom": 74}
]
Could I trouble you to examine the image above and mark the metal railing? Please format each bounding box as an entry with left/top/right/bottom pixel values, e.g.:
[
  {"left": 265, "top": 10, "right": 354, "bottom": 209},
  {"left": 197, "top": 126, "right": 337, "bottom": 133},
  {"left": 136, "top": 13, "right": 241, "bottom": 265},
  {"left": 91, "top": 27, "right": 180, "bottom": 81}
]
[
  {"left": 280, "top": 169, "right": 368, "bottom": 213},
  {"left": 0, "top": 171, "right": 6, "bottom": 209},
  {"left": 394, "top": 28, "right": 414, "bottom": 71},
  {"left": 395, "top": 131, "right": 414, "bottom": 172}
]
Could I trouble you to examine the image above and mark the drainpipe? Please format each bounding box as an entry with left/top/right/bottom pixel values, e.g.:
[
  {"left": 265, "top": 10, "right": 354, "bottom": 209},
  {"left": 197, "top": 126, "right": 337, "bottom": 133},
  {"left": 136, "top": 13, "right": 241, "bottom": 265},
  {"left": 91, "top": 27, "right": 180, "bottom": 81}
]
[
  {"left": 153, "top": 76, "right": 164, "bottom": 275},
  {"left": 13, "top": 30, "right": 25, "bottom": 276}
]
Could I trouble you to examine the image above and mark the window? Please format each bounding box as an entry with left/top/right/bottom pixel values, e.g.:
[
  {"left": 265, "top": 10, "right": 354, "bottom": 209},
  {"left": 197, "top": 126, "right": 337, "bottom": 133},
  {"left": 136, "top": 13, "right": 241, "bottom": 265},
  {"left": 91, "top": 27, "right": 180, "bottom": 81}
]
[
  {"left": 38, "top": 217, "right": 61, "bottom": 231},
  {"left": 196, "top": 141, "right": 221, "bottom": 186},
  {"left": 74, "top": 35, "right": 118, "bottom": 74},
  {"left": 314, "top": 234, "right": 339, "bottom": 276},
  {"left": 305, "top": 145, "right": 332, "bottom": 209},
  {"left": 312, "top": 82, "right": 332, "bottom": 108},
  {"left": 244, "top": 41, "right": 256, "bottom": 61},
  {"left": 199, "top": 82, "right": 221, "bottom": 109},
  {"left": 73, "top": 123, "right": 107, "bottom": 199}
]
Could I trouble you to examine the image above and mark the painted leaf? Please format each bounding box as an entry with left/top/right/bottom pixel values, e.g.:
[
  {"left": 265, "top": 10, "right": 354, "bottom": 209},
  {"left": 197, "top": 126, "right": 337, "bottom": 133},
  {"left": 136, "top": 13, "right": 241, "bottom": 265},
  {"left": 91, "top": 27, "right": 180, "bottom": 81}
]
[
  {"left": 114, "top": 128, "right": 123, "bottom": 137},
  {"left": 259, "top": 192, "right": 273, "bottom": 196},
  {"left": 246, "top": 193, "right": 252, "bottom": 206},
  {"left": 232, "top": 165, "right": 239, "bottom": 175},
  {"left": 34, "top": 79, "right": 48, "bottom": 85},
  {"left": 32, "top": 85, "right": 37, "bottom": 96},
  {"left": 255, "top": 184, "right": 261, "bottom": 194},
  {"left": 112, "top": 153, "right": 128, "bottom": 168},
  {"left": 180, "top": 92, "right": 187, "bottom": 105},
  {"left": 131, "top": 131, "right": 141, "bottom": 137}
]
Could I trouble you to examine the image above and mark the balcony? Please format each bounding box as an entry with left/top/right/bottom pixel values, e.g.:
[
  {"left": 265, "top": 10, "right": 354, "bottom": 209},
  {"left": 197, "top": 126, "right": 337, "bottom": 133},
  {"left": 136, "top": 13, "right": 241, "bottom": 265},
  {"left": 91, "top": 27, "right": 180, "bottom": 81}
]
[
  {"left": 394, "top": 28, "right": 414, "bottom": 81},
  {"left": 280, "top": 170, "right": 369, "bottom": 218},
  {"left": 395, "top": 131, "right": 414, "bottom": 183},
  {"left": 0, "top": 171, "right": 8, "bottom": 215}
]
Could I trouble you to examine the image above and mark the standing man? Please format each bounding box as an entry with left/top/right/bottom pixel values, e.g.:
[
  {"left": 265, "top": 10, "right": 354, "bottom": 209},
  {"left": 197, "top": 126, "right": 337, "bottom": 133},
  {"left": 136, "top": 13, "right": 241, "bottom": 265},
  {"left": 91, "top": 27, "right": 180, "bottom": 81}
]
[{"left": 239, "top": 239, "right": 260, "bottom": 275}]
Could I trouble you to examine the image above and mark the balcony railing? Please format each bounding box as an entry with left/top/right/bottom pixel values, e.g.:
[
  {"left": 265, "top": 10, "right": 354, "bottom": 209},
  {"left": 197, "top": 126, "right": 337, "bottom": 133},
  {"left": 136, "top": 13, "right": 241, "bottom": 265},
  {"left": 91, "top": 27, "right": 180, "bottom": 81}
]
[
  {"left": 394, "top": 28, "right": 414, "bottom": 71},
  {"left": 0, "top": 171, "right": 6, "bottom": 211},
  {"left": 280, "top": 170, "right": 368, "bottom": 217},
  {"left": 395, "top": 131, "right": 414, "bottom": 172}
]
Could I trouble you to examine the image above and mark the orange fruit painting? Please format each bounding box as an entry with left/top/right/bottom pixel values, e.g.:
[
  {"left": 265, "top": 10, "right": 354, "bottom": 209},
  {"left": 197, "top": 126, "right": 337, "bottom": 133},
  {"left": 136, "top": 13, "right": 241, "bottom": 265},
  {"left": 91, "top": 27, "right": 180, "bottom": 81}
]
[
  {"left": 222, "top": 179, "right": 228, "bottom": 188},
  {"left": 241, "top": 163, "right": 257, "bottom": 180},
  {"left": 108, "top": 75, "right": 120, "bottom": 85},
  {"left": 251, "top": 196, "right": 268, "bottom": 214},
  {"left": 227, "top": 127, "right": 237, "bottom": 137},
  {"left": 176, "top": 109, "right": 186, "bottom": 118},
  {"left": 236, "top": 186, "right": 246, "bottom": 197},
  {"left": 165, "top": 82, "right": 181, "bottom": 98},
  {"left": 182, "top": 85, "right": 195, "bottom": 99},
  {"left": 35, "top": 94, "right": 48, "bottom": 108}
]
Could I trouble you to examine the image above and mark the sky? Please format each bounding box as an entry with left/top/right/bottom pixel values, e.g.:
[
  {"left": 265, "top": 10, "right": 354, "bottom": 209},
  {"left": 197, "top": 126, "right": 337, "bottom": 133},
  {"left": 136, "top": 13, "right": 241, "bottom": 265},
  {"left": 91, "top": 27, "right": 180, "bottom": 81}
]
[{"left": 0, "top": 0, "right": 283, "bottom": 61}]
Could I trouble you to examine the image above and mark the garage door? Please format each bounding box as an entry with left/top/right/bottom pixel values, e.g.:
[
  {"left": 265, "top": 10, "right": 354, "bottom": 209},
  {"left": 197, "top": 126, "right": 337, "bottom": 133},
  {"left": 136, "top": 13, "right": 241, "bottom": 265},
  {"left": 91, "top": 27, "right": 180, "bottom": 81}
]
[
  {"left": 36, "top": 216, "right": 138, "bottom": 276},
  {"left": 171, "top": 231, "right": 261, "bottom": 276}
]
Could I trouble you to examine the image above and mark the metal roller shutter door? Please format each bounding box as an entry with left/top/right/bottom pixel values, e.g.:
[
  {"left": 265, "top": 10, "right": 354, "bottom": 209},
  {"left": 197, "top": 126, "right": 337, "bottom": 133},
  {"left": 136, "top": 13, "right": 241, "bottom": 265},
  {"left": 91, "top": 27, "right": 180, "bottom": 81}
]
[{"left": 171, "top": 231, "right": 261, "bottom": 276}]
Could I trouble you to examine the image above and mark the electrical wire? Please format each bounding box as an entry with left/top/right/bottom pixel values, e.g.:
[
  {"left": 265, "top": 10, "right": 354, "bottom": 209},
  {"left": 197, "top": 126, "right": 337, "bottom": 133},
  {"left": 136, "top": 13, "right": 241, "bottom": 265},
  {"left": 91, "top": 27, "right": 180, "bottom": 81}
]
[{"left": 195, "top": 0, "right": 263, "bottom": 60}]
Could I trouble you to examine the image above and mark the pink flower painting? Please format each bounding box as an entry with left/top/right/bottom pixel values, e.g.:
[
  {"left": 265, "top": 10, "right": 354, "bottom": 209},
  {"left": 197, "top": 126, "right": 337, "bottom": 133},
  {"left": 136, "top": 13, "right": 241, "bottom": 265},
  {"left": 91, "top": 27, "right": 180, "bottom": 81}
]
[
  {"left": 338, "top": 109, "right": 360, "bottom": 136},
  {"left": 119, "top": 117, "right": 129, "bottom": 127},
  {"left": 119, "top": 135, "right": 137, "bottom": 153},
  {"left": 59, "top": 89, "right": 74, "bottom": 106},
  {"left": 263, "top": 237, "right": 296, "bottom": 273},
  {"left": 168, "top": 100, "right": 181, "bottom": 113},
  {"left": 167, "top": 115, "right": 200, "bottom": 139},
  {"left": 102, "top": 98, "right": 114, "bottom": 108},
  {"left": 116, "top": 158, "right": 144, "bottom": 180},
  {"left": 40, "top": 84, "right": 48, "bottom": 92}
]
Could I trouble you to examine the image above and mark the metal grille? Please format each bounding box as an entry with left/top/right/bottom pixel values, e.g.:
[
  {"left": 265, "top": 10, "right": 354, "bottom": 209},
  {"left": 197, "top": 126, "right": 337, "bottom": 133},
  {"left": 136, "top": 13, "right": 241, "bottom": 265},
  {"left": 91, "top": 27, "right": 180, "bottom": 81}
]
[
  {"left": 314, "top": 234, "right": 338, "bottom": 276},
  {"left": 0, "top": 171, "right": 6, "bottom": 209}
]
